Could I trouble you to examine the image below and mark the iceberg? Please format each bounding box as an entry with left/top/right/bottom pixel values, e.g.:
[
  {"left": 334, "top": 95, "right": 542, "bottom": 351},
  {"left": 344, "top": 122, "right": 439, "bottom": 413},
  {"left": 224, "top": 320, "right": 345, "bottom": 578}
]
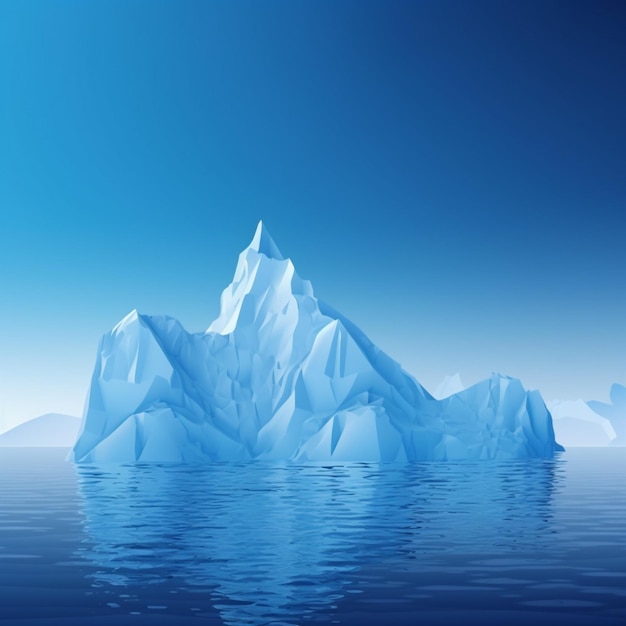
[
  {"left": 587, "top": 384, "right": 626, "bottom": 445},
  {"left": 433, "top": 373, "right": 465, "bottom": 399},
  {"left": 548, "top": 398, "right": 616, "bottom": 447},
  {"left": 71, "top": 222, "right": 563, "bottom": 462}
]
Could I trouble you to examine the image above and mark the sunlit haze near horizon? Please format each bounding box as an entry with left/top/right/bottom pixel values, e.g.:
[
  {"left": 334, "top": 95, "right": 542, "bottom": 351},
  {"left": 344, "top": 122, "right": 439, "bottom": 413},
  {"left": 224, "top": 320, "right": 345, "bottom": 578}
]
[{"left": 1, "top": 0, "right": 625, "bottom": 430}]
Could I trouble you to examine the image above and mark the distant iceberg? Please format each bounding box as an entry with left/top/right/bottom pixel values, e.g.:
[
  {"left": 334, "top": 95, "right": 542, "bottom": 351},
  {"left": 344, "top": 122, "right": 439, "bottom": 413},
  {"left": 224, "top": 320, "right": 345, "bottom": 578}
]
[
  {"left": 548, "top": 398, "right": 616, "bottom": 447},
  {"left": 71, "top": 222, "right": 563, "bottom": 462},
  {"left": 0, "top": 414, "right": 80, "bottom": 447},
  {"left": 433, "top": 373, "right": 465, "bottom": 399},
  {"left": 588, "top": 384, "right": 626, "bottom": 445}
]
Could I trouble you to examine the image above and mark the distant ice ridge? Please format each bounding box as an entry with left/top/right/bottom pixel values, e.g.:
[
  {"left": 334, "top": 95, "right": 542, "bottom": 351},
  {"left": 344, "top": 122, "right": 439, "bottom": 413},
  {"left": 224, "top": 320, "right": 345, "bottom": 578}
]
[
  {"left": 0, "top": 414, "right": 80, "bottom": 447},
  {"left": 71, "top": 222, "right": 563, "bottom": 462}
]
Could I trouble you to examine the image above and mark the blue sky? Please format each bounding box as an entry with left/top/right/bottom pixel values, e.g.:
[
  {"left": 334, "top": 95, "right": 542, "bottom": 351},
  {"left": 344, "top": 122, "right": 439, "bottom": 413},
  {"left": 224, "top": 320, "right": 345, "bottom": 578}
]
[{"left": 1, "top": 0, "right": 625, "bottom": 428}]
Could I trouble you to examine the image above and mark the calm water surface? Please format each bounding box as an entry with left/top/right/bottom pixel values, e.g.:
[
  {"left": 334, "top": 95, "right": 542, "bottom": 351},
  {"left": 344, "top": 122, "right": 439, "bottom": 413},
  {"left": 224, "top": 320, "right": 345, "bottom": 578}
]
[{"left": 0, "top": 448, "right": 625, "bottom": 625}]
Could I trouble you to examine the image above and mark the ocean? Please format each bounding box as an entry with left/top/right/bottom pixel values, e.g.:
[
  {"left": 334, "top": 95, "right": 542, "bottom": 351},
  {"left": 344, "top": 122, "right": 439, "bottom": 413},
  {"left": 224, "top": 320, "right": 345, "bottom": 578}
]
[{"left": 0, "top": 447, "right": 624, "bottom": 625}]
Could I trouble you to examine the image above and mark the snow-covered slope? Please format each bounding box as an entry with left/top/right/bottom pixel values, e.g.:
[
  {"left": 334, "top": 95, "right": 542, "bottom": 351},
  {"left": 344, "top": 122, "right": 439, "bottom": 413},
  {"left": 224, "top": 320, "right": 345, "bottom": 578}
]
[
  {"left": 71, "top": 222, "right": 562, "bottom": 462},
  {"left": 0, "top": 414, "right": 80, "bottom": 447}
]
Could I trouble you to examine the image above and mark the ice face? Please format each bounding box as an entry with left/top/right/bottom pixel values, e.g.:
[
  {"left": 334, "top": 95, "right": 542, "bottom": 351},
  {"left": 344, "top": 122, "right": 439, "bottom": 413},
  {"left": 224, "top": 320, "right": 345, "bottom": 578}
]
[{"left": 70, "top": 222, "right": 563, "bottom": 462}]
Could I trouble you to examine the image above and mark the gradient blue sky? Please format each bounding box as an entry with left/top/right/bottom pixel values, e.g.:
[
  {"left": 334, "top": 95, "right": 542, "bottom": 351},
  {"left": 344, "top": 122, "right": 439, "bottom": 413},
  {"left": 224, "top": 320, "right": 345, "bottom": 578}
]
[{"left": 1, "top": 0, "right": 625, "bottom": 428}]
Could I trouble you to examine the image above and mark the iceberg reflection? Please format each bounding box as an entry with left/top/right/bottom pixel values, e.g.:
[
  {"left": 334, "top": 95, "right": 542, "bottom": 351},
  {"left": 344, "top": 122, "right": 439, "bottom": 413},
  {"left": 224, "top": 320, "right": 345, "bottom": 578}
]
[{"left": 75, "top": 459, "right": 561, "bottom": 624}]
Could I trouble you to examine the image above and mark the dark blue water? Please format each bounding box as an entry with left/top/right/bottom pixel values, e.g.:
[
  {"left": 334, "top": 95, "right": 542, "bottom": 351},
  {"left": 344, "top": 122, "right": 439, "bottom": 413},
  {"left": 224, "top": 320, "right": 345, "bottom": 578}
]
[{"left": 0, "top": 449, "right": 625, "bottom": 626}]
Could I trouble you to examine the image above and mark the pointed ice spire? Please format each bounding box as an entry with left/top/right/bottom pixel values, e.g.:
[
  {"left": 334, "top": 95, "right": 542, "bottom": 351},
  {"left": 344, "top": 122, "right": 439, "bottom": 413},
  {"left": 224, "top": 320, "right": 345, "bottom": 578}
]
[{"left": 249, "top": 220, "right": 284, "bottom": 260}]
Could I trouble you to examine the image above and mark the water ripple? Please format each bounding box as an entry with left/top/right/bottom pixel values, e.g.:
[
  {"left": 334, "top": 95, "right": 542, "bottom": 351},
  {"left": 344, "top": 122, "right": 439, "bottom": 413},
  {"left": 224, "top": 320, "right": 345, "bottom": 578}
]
[{"left": 0, "top": 448, "right": 625, "bottom": 625}]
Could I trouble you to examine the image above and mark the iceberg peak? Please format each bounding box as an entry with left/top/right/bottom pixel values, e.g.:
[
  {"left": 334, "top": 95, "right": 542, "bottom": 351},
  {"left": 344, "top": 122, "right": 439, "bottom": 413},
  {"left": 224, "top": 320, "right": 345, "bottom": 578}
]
[{"left": 248, "top": 220, "right": 284, "bottom": 260}]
